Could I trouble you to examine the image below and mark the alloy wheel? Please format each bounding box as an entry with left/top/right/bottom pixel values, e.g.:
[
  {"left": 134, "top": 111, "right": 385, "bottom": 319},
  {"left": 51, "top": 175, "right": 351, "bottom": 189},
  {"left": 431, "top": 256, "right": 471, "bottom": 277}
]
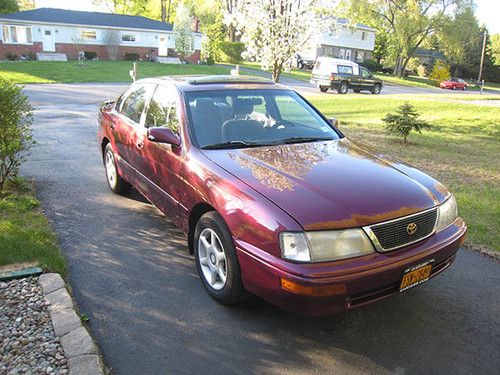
[
  {"left": 198, "top": 228, "right": 227, "bottom": 290},
  {"left": 105, "top": 150, "right": 117, "bottom": 188}
]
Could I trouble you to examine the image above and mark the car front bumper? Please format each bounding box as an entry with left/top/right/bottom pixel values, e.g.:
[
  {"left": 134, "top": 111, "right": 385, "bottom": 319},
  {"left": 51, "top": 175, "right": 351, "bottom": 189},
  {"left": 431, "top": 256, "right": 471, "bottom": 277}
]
[{"left": 235, "top": 217, "right": 466, "bottom": 316}]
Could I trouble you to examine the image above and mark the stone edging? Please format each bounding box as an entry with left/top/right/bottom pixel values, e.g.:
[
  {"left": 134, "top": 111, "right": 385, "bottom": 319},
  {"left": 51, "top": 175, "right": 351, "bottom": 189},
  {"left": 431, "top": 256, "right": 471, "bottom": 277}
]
[{"left": 38, "top": 273, "right": 105, "bottom": 375}]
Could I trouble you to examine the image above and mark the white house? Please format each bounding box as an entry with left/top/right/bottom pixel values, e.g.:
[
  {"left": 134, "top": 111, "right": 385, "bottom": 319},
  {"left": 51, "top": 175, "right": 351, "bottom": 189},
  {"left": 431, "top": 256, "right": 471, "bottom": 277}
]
[
  {"left": 302, "top": 19, "right": 376, "bottom": 63},
  {"left": 0, "top": 8, "right": 202, "bottom": 62}
]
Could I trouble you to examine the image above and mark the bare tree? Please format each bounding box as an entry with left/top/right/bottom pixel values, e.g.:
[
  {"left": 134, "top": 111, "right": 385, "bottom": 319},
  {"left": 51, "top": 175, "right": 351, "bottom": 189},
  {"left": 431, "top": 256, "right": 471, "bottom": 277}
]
[{"left": 103, "top": 29, "right": 121, "bottom": 60}]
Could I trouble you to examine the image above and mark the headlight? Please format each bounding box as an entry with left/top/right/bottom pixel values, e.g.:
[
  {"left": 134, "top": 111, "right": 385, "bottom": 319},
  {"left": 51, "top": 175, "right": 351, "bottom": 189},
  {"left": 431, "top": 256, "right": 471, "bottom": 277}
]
[
  {"left": 280, "top": 229, "right": 375, "bottom": 263},
  {"left": 435, "top": 195, "right": 458, "bottom": 232}
]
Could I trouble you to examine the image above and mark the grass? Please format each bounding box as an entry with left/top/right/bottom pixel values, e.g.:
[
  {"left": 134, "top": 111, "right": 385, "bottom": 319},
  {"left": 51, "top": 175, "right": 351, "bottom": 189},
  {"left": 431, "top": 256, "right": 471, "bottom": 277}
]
[
  {"left": 305, "top": 94, "right": 500, "bottom": 251},
  {"left": 0, "top": 182, "right": 67, "bottom": 276},
  {"left": 0, "top": 61, "right": 232, "bottom": 84}
]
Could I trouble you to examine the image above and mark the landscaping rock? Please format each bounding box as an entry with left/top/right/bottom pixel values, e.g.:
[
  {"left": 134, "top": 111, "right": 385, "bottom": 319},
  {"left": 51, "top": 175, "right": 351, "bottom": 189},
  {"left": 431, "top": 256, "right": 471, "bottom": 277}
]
[{"left": 0, "top": 277, "right": 69, "bottom": 374}]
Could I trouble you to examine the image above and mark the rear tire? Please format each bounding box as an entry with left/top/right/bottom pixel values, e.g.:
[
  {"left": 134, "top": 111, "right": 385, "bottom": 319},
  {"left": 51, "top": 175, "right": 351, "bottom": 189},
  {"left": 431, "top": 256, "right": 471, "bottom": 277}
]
[
  {"left": 104, "top": 143, "right": 131, "bottom": 194},
  {"left": 337, "top": 82, "right": 349, "bottom": 94},
  {"left": 194, "top": 211, "right": 248, "bottom": 305},
  {"left": 319, "top": 86, "right": 329, "bottom": 93},
  {"left": 371, "top": 84, "right": 381, "bottom": 94}
]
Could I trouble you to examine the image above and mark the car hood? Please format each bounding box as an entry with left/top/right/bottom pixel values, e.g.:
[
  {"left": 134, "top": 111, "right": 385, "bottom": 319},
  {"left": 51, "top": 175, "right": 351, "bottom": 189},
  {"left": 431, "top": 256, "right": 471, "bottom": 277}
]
[{"left": 203, "top": 139, "right": 450, "bottom": 230}]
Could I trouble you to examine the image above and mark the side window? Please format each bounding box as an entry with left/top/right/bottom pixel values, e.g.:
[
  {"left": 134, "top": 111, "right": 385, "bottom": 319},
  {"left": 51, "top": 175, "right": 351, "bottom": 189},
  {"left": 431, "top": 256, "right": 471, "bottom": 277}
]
[
  {"left": 275, "top": 95, "right": 326, "bottom": 129},
  {"left": 145, "top": 85, "right": 180, "bottom": 134},
  {"left": 338, "top": 65, "right": 353, "bottom": 74},
  {"left": 361, "top": 68, "right": 371, "bottom": 77},
  {"left": 120, "top": 84, "right": 154, "bottom": 124}
]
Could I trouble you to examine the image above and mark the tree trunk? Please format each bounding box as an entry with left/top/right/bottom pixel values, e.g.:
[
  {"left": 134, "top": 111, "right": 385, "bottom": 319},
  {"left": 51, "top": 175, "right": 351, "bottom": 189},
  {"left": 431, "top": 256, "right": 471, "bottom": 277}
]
[
  {"left": 228, "top": 24, "right": 236, "bottom": 43},
  {"left": 166, "top": 0, "right": 172, "bottom": 23},
  {"left": 272, "top": 62, "right": 282, "bottom": 82},
  {"left": 161, "top": 0, "right": 166, "bottom": 23}
]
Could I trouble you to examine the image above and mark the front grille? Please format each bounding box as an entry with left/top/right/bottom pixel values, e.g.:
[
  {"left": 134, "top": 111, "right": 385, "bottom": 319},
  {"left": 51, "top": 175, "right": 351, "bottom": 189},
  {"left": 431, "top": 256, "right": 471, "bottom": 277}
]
[{"left": 367, "top": 208, "right": 437, "bottom": 251}]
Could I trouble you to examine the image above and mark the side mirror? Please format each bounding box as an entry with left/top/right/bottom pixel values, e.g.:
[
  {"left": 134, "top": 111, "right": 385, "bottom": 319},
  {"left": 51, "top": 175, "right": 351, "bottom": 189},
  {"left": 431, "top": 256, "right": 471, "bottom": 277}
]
[
  {"left": 329, "top": 118, "right": 339, "bottom": 128},
  {"left": 147, "top": 127, "right": 181, "bottom": 147}
]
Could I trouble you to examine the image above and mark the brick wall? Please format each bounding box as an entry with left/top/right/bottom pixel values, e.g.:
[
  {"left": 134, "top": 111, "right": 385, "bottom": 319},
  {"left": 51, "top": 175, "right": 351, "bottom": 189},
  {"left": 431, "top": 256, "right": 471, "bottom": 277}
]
[
  {"left": 0, "top": 41, "right": 43, "bottom": 59},
  {"left": 0, "top": 42, "right": 201, "bottom": 62}
]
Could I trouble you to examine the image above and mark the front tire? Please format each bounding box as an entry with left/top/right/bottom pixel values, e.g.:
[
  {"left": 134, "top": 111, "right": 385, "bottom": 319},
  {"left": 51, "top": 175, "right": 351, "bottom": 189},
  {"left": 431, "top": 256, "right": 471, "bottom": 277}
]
[
  {"left": 104, "top": 143, "right": 131, "bottom": 194},
  {"left": 371, "top": 84, "right": 381, "bottom": 94},
  {"left": 319, "top": 85, "right": 329, "bottom": 93},
  {"left": 194, "top": 212, "right": 247, "bottom": 305},
  {"left": 337, "top": 82, "right": 349, "bottom": 94}
]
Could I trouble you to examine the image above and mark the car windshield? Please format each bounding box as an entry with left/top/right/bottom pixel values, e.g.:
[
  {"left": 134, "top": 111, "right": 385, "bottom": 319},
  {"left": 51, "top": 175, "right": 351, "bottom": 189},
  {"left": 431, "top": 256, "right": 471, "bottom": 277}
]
[{"left": 184, "top": 89, "right": 340, "bottom": 149}]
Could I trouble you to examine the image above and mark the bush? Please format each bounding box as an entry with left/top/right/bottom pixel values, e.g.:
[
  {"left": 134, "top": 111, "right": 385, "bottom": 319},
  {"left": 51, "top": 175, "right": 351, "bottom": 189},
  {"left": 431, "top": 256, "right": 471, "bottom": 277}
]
[
  {"left": 216, "top": 41, "right": 245, "bottom": 64},
  {"left": 84, "top": 51, "right": 98, "bottom": 60},
  {"left": 5, "top": 53, "right": 18, "bottom": 61},
  {"left": 124, "top": 53, "right": 140, "bottom": 61},
  {"left": 429, "top": 60, "right": 450, "bottom": 85},
  {"left": 0, "top": 78, "right": 34, "bottom": 192},
  {"left": 383, "top": 102, "right": 430, "bottom": 144},
  {"left": 361, "top": 59, "right": 383, "bottom": 72},
  {"left": 417, "top": 64, "right": 428, "bottom": 78}
]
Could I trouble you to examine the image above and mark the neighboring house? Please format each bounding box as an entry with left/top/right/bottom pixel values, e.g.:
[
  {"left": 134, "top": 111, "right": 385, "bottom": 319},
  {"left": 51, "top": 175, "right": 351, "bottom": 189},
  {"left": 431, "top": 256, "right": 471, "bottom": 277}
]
[
  {"left": 301, "top": 19, "right": 376, "bottom": 63},
  {"left": 0, "top": 8, "right": 202, "bottom": 62},
  {"left": 413, "top": 48, "right": 445, "bottom": 66}
]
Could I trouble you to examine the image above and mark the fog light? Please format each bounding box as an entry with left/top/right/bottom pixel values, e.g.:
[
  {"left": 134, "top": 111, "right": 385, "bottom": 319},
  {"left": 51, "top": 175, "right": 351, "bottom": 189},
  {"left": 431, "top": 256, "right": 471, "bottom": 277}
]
[{"left": 280, "top": 278, "right": 347, "bottom": 297}]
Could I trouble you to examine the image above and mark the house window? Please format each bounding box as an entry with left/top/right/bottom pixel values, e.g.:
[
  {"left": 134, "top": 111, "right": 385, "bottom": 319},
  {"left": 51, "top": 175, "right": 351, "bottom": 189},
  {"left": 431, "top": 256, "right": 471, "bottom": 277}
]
[
  {"left": 122, "top": 34, "right": 136, "bottom": 42},
  {"left": 361, "top": 31, "right": 367, "bottom": 41},
  {"left": 2, "top": 25, "right": 32, "bottom": 44},
  {"left": 81, "top": 30, "right": 96, "bottom": 40}
]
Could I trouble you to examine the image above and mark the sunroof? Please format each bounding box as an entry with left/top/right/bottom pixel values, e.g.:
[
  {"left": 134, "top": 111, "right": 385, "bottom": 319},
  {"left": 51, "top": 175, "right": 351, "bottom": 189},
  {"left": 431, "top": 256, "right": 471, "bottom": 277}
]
[{"left": 186, "top": 75, "right": 274, "bottom": 85}]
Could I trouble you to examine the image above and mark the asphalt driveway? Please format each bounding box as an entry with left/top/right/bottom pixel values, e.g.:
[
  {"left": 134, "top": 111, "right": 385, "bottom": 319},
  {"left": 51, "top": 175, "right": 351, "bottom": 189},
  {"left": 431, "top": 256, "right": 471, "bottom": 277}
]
[{"left": 22, "top": 83, "right": 500, "bottom": 375}]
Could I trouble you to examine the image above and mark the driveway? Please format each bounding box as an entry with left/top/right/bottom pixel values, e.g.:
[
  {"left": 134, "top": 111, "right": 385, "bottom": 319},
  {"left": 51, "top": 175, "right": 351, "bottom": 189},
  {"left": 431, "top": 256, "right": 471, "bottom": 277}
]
[{"left": 22, "top": 83, "right": 500, "bottom": 375}]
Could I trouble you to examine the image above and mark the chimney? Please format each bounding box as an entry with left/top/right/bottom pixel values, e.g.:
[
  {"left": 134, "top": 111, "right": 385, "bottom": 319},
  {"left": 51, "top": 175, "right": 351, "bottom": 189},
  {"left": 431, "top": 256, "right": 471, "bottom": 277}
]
[{"left": 191, "top": 18, "right": 200, "bottom": 33}]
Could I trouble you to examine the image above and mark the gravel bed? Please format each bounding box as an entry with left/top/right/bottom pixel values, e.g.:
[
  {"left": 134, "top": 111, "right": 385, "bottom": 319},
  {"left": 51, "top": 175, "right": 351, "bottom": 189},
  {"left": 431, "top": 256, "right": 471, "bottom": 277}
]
[{"left": 0, "top": 277, "right": 69, "bottom": 375}]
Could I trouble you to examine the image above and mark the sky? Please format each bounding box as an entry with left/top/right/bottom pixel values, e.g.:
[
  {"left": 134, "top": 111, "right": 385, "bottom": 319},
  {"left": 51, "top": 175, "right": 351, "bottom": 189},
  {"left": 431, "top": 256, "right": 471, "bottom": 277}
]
[{"left": 34, "top": 0, "right": 500, "bottom": 34}]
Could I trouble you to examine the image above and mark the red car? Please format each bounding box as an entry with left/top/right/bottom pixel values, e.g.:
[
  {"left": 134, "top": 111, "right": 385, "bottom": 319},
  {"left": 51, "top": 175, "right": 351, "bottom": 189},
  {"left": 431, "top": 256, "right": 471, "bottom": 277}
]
[
  {"left": 97, "top": 75, "right": 466, "bottom": 316},
  {"left": 440, "top": 78, "right": 468, "bottom": 90}
]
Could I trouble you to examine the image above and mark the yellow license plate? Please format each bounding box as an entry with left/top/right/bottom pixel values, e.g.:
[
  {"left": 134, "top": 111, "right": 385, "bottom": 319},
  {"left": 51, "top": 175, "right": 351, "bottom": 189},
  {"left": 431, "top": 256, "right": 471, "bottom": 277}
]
[{"left": 399, "top": 261, "right": 433, "bottom": 292}]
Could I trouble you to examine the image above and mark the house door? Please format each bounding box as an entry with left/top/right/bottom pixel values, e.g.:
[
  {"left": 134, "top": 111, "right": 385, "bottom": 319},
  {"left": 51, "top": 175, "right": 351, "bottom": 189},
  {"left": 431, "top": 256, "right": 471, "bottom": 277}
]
[
  {"left": 42, "top": 29, "right": 55, "bottom": 52},
  {"left": 158, "top": 35, "right": 168, "bottom": 56}
]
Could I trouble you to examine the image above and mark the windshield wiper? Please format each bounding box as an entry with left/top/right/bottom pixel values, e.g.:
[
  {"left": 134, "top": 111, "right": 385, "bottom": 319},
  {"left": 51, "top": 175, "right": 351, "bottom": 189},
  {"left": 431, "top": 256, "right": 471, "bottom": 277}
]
[
  {"left": 201, "top": 140, "right": 268, "bottom": 150},
  {"left": 273, "top": 136, "right": 334, "bottom": 145}
]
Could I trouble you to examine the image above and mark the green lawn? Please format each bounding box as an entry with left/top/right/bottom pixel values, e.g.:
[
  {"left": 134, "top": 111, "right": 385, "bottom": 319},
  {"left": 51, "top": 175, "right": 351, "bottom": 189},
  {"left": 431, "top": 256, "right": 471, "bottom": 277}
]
[
  {"left": 306, "top": 94, "right": 500, "bottom": 251},
  {"left": 0, "top": 183, "right": 67, "bottom": 276},
  {"left": 0, "top": 61, "right": 232, "bottom": 84}
]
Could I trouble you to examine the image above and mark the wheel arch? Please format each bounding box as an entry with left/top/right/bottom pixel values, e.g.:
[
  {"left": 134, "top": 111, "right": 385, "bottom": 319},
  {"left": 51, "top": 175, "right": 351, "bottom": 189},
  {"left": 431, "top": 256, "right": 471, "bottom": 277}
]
[
  {"left": 101, "top": 137, "right": 110, "bottom": 157},
  {"left": 188, "top": 203, "right": 217, "bottom": 254}
]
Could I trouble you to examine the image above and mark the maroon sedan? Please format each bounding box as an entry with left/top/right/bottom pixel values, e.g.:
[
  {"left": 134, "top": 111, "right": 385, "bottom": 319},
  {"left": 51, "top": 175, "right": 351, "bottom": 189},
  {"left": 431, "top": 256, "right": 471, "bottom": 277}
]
[
  {"left": 97, "top": 75, "right": 466, "bottom": 316},
  {"left": 440, "top": 78, "right": 468, "bottom": 90}
]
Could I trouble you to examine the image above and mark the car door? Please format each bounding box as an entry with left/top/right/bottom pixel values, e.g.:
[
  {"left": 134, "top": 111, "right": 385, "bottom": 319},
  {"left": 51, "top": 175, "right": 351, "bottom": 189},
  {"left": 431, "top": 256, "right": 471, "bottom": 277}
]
[
  {"left": 140, "top": 84, "right": 184, "bottom": 220},
  {"left": 111, "top": 83, "right": 155, "bottom": 176},
  {"left": 360, "top": 67, "right": 375, "bottom": 89}
]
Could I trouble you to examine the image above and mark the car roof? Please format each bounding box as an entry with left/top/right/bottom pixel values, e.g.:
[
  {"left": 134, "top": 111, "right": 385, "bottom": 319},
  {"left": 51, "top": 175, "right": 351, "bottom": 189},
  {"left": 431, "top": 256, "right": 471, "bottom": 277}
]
[
  {"left": 315, "top": 57, "right": 359, "bottom": 66},
  {"left": 136, "top": 75, "right": 287, "bottom": 92}
]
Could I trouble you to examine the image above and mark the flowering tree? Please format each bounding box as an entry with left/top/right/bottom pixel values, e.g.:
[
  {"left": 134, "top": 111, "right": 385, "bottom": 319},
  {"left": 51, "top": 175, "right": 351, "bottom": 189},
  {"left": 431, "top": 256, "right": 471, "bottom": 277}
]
[
  {"left": 231, "top": 0, "right": 322, "bottom": 82},
  {"left": 173, "top": 3, "right": 194, "bottom": 61}
]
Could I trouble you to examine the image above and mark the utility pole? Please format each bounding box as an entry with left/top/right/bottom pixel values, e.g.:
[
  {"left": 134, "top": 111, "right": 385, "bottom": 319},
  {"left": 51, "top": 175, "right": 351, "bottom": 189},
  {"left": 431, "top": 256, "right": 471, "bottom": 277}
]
[{"left": 477, "top": 30, "right": 487, "bottom": 82}]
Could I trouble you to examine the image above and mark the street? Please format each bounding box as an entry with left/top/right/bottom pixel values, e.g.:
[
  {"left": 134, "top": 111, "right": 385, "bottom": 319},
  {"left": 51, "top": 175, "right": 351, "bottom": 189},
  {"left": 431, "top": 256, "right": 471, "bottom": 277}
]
[{"left": 22, "top": 83, "right": 500, "bottom": 375}]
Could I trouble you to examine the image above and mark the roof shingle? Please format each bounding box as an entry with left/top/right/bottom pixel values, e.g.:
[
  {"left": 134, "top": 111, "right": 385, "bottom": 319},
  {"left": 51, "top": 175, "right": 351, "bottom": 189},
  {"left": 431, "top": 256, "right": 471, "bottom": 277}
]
[{"left": 0, "top": 8, "right": 173, "bottom": 32}]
